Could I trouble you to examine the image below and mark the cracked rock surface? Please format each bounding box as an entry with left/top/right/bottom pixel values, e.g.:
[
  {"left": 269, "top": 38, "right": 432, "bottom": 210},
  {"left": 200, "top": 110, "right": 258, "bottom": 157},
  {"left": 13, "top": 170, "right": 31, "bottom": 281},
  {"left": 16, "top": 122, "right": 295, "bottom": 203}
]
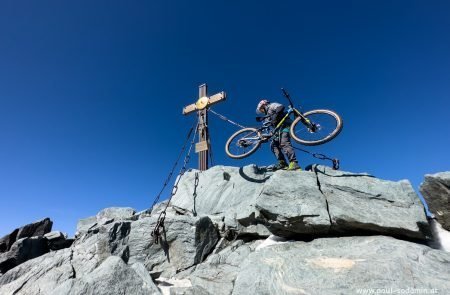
[
  {"left": 233, "top": 236, "right": 450, "bottom": 295},
  {"left": 172, "top": 165, "right": 429, "bottom": 240},
  {"left": 0, "top": 218, "right": 72, "bottom": 275},
  {"left": 1, "top": 165, "right": 449, "bottom": 294},
  {"left": 314, "top": 165, "right": 429, "bottom": 239}
]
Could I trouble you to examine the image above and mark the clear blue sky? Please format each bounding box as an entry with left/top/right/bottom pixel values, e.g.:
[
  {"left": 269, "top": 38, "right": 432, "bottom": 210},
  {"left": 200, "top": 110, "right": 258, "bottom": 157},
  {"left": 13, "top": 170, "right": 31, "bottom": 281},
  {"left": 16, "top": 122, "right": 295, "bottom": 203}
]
[{"left": 1, "top": 1, "right": 449, "bottom": 237}]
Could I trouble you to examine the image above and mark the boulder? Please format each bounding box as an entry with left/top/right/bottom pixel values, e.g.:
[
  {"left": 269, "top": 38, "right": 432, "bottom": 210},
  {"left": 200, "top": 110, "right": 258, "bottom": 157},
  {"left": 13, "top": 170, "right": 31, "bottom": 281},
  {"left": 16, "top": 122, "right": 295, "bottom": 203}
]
[
  {"left": 420, "top": 172, "right": 450, "bottom": 231},
  {"left": 169, "top": 285, "right": 210, "bottom": 295},
  {"left": 171, "top": 165, "right": 429, "bottom": 240},
  {"left": 256, "top": 170, "right": 330, "bottom": 237},
  {"left": 75, "top": 216, "right": 97, "bottom": 236},
  {"left": 16, "top": 218, "right": 53, "bottom": 240},
  {"left": 0, "top": 248, "right": 74, "bottom": 294},
  {"left": 96, "top": 207, "right": 136, "bottom": 224},
  {"left": 44, "top": 231, "right": 74, "bottom": 251},
  {"left": 314, "top": 165, "right": 429, "bottom": 239},
  {"left": 233, "top": 236, "right": 450, "bottom": 295},
  {"left": 50, "top": 256, "right": 161, "bottom": 295},
  {"left": 76, "top": 207, "right": 136, "bottom": 237},
  {"left": 1, "top": 166, "right": 446, "bottom": 294},
  {"left": 0, "top": 229, "right": 18, "bottom": 253},
  {"left": 70, "top": 220, "right": 132, "bottom": 275},
  {"left": 171, "top": 165, "right": 269, "bottom": 223},
  {"left": 175, "top": 240, "right": 261, "bottom": 295},
  {"left": 0, "top": 237, "right": 49, "bottom": 274},
  {"left": 41, "top": 210, "right": 219, "bottom": 280},
  {"left": 127, "top": 214, "right": 219, "bottom": 278},
  {"left": 0, "top": 211, "right": 219, "bottom": 293},
  {"left": 0, "top": 218, "right": 52, "bottom": 253}
]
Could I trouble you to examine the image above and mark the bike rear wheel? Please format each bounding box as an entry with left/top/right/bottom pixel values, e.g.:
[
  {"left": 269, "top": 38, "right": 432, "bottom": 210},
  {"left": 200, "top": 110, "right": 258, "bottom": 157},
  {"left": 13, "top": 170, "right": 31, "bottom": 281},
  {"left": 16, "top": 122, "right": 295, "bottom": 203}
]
[
  {"left": 225, "top": 127, "right": 262, "bottom": 159},
  {"left": 290, "top": 109, "right": 343, "bottom": 146}
]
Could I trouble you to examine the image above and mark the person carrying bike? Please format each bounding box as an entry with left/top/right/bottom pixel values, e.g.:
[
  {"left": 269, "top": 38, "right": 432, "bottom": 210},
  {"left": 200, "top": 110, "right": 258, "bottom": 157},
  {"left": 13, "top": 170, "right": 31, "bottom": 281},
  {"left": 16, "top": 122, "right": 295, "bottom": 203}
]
[{"left": 256, "top": 99, "right": 301, "bottom": 170}]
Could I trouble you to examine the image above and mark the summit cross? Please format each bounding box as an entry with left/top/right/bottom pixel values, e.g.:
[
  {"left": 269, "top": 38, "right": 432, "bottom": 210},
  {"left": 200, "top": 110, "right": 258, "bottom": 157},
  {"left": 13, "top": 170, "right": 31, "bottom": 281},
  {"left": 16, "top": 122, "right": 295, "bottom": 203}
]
[{"left": 182, "top": 83, "right": 226, "bottom": 171}]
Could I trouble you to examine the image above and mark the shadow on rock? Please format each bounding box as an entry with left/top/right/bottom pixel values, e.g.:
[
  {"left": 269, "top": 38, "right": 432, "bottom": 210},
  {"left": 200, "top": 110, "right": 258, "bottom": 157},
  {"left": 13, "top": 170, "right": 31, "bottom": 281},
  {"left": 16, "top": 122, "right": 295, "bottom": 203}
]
[{"left": 238, "top": 166, "right": 271, "bottom": 183}]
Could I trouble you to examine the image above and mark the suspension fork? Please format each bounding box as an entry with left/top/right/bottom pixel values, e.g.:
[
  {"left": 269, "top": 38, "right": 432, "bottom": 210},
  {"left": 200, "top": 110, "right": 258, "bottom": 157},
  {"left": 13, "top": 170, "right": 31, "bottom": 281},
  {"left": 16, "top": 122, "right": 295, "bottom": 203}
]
[{"left": 292, "top": 108, "right": 313, "bottom": 128}]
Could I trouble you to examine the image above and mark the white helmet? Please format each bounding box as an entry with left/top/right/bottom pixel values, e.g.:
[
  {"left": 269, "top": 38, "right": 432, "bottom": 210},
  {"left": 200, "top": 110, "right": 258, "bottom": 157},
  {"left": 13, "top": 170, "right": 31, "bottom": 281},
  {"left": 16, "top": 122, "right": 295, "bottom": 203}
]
[{"left": 256, "top": 99, "right": 270, "bottom": 114}]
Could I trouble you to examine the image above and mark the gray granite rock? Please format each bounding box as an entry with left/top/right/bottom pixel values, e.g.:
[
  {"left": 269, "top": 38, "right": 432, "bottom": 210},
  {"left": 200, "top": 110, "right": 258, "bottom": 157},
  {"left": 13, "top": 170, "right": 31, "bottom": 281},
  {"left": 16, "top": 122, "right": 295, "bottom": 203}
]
[
  {"left": 0, "top": 229, "right": 18, "bottom": 254},
  {"left": 76, "top": 207, "right": 136, "bottom": 237},
  {"left": 0, "top": 237, "right": 49, "bottom": 274},
  {"left": 0, "top": 166, "right": 444, "bottom": 295},
  {"left": 420, "top": 172, "right": 450, "bottom": 231},
  {"left": 314, "top": 165, "right": 429, "bottom": 239},
  {"left": 70, "top": 220, "right": 132, "bottom": 275},
  {"left": 236, "top": 224, "right": 271, "bottom": 240},
  {"left": 171, "top": 165, "right": 270, "bottom": 226},
  {"left": 16, "top": 218, "right": 53, "bottom": 240},
  {"left": 44, "top": 231, "right": 73, "bottom": 251},
  {"left": 50, "top": 256, "right": 161, "bottom": 295},
  {"left": 0, "top": 248, "right": 74, "bottom": 294},
  {"left": 75, "top": 215, "right": 97, "bottom": 237},
  {"left": 0, "top": 211, "right": 218, "bottom": 294},
  {"left": 171, "top": 165, "right": 429, "bottom": 240},
  {"left": 233, "top": 236, "right": 450, "bottom": 295},
  {"left": 97, "top": 207, "right": 136, "bottom": 223},
  {"left": 256, "top": 170, "right": 330, "bottom": 237},
  {"left": 169, "top": 285, "right": 210, "bottom": 295},
  {"left": 0, "top": 218, "right": 52, "bottom": 253},
  {"left": 177, "top": 240, "right": 261, "bottom": 295},
  {"left": 44, "top": 231, "right": 66, "bottom": 240},
  {"left": 127, "top": 214, "right": 219, "bottom": 278}
]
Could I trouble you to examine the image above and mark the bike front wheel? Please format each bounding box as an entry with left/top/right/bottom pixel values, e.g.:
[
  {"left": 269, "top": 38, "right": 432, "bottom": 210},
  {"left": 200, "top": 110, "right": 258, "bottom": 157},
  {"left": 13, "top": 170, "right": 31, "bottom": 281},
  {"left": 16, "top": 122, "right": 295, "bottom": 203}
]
[
  {"left": 225, "top": 127, "right": 262, "bottom": 159},
  {"left": 290, "top": 109, "right": 343, "bottom": 146}
]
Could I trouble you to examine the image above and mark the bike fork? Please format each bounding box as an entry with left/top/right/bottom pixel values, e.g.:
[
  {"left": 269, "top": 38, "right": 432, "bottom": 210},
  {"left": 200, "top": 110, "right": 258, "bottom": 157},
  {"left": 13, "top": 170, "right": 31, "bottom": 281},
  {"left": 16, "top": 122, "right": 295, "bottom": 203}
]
[{"left": 294, "top": 109, "right": 312, "bottom": 126}]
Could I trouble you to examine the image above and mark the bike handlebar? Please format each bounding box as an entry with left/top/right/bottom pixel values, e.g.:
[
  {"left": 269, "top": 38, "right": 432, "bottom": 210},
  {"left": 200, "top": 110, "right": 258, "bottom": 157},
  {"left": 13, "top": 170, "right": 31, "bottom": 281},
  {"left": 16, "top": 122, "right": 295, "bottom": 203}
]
[{"left": 281, "top": 88, "right": 294, "bottom": 107}]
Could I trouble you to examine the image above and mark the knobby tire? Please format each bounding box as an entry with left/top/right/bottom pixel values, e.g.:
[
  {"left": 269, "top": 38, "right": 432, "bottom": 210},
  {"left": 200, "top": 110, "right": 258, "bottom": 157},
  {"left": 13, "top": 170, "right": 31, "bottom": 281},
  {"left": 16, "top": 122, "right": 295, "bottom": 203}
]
[
  {"left": 290, "top": 109, "right": 343, "bottom": 146},
  {"left": 225, "top": 127, "right": 262, "bottom": 159}
]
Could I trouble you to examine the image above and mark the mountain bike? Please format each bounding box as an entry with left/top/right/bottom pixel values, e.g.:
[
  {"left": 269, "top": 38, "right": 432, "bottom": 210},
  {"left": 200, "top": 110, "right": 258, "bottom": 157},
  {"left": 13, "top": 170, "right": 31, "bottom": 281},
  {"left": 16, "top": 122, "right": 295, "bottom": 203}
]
[{"left": 225, "top": 89, "right": 343, "bottom": 159}]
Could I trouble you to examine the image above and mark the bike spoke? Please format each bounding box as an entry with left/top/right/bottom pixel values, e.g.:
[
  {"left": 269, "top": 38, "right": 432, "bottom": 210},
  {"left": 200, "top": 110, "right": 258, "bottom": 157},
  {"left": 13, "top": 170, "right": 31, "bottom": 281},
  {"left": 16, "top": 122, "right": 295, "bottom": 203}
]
[
  {"left": 228, "top": 130, "right": 260, "bottom": 156},
  {"left": 293, "top": 113, "right": 338, "bottom": 142}
]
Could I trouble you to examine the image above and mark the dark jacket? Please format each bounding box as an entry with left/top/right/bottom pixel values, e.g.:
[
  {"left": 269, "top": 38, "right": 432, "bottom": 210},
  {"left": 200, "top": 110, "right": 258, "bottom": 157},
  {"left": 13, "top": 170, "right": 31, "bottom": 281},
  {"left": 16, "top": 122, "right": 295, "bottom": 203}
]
[{"left": 266, "top": 102, "right": 291, "bottom": 129}]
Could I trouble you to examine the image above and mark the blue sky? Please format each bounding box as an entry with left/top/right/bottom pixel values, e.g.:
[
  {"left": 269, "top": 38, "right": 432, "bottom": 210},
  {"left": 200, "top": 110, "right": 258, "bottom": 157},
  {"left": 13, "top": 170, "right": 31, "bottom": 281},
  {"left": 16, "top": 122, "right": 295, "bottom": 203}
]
[{"left": 1, "top": 1, "right": 449, "bottom": 237}]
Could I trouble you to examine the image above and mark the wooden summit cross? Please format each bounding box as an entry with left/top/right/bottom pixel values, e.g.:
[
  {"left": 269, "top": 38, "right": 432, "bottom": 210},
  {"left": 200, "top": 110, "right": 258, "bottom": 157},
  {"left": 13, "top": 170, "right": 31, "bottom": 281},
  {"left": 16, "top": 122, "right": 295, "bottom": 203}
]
[{"left": 182, "top": 83, "right": 226, "bottom": 171}]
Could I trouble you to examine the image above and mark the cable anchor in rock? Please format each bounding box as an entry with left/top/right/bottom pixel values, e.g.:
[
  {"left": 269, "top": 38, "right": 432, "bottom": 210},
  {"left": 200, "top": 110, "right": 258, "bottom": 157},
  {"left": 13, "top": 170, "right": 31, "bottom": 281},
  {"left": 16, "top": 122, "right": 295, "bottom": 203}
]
[
  {"left": 192, "top": 172, "right": 200, "bottom": 217},
  {"left": 292, "top": 147, "right": 340, "bottom": 170},
  {"left": 151, "top": 211, "right": 166, "bottom": 244}
]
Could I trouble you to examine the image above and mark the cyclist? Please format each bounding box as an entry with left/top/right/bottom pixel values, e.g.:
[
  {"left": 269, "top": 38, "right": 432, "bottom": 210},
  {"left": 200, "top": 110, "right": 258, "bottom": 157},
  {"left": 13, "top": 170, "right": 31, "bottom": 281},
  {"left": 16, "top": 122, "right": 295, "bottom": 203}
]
[{"left": 256, "top": 99, "right": 301, "bottom": 171}]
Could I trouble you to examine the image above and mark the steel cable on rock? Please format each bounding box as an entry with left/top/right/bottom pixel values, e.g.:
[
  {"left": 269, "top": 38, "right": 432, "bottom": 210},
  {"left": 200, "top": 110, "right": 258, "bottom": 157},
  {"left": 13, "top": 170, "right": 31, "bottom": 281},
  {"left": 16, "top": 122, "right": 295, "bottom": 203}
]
[
  {"left": 292, "top": 146, "right": 340, "bottom": 170},
  {"left": 151, "top": 123, "right": 199, "bottom": 244},
  {"left": 149, "top": 121, "right": 197, "bottom": 213}
]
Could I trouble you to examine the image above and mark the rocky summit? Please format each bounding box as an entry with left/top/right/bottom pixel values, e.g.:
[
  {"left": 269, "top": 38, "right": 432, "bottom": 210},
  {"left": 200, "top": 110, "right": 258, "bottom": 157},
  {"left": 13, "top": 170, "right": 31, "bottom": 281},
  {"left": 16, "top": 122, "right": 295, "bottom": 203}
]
[{"left": 0, "top": 165, "right": 449, "bottom": 295}]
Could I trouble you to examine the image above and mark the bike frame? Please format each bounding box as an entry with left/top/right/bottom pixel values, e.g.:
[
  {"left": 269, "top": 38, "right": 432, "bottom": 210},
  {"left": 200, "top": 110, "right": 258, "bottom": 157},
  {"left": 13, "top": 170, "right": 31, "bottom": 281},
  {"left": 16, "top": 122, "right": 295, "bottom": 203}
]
[
  {"left": 226, "top": 88, "right": 342, "bottom": 163},
  {"left": 261, "top": 105, "right": 313, "bottom": 139}
]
